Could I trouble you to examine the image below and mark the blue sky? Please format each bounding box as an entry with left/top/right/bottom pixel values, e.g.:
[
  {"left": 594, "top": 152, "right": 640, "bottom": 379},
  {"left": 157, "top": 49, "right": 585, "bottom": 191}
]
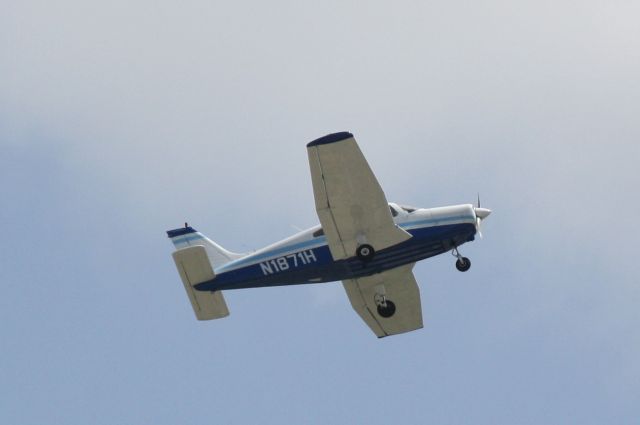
[{"left": 2, "top": 1, "right": 639, "bottom": 423}]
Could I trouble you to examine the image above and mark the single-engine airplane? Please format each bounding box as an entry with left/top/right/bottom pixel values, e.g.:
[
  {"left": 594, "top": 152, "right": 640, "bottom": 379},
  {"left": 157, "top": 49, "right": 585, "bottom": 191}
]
[{"left": 167, "top": 132, "right": 491, "bottom": 337}]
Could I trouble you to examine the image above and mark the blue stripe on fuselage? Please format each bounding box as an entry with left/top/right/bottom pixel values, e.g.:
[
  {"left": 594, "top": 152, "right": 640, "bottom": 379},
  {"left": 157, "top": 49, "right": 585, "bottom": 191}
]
[
  {"left": 398, "top": 215, "right": 474, "bottom": 230},
  {"left": 195, "top": 221, "right": 476, "bottom": 291},
  {"left": 215, "top": 214, "right": 473, "bottom": 273}
]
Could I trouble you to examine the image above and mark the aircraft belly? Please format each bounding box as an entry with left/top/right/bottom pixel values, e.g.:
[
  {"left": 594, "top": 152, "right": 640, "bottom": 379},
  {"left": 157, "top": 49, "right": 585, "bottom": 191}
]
[{"left": 195, "top": 223, "right": 475, "bottom": 291}]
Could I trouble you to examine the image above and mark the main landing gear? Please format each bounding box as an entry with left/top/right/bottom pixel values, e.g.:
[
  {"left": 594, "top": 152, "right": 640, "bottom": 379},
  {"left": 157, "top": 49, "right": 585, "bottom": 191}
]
[
  {"left": 374, "top": 293, "right": 396, "bottom": 318},
  {"left": 452, "top": 247, "right": 471, "bottom": 272},
  {"left": 356, "top": 244, "right": 375, "bottom": 262}
]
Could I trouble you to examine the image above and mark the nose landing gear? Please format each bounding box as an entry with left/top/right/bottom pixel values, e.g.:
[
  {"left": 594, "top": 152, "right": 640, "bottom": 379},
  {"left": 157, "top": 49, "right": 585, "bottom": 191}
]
[{"left": 452, "top": 247, "right": 471, "bottom": 272}]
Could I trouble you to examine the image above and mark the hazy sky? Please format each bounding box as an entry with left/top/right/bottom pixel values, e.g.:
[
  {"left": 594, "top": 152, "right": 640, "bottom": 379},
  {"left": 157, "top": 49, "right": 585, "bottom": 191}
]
[{"left": 2, "top": 1, "right": 639, "bottom": 423}]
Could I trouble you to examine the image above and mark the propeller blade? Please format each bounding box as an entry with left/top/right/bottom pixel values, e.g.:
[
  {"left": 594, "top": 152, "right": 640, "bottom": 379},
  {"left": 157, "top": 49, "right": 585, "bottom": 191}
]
[{"left": 474, "top": 197, "right": 491, "bottom": 238}]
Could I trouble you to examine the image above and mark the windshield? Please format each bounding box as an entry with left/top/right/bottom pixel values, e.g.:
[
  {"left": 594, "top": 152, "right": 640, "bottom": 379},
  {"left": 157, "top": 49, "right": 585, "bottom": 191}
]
[{"left": 399, "top": 205, "right": 417, "bottom": 213}]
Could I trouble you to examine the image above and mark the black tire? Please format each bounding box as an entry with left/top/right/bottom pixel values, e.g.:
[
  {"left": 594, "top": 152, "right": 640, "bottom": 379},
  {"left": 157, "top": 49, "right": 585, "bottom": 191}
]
[
  {"left": 456, "top": 257, "right": 471, "bottom": 272},
  {"left": 356, "top": 244, "right": 375, "bottom": 261},
  {"left": 377, "top": 300, "right": 396, "bottom": 318}
]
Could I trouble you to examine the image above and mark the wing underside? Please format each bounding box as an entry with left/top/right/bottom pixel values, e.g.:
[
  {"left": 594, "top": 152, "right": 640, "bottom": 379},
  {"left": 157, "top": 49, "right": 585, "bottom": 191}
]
[
  {"left": 343, "top": 264, "right": 423, "bottom": 337},
  {"left": 307, "top": 132, "right": 411, "bottom": 261}
]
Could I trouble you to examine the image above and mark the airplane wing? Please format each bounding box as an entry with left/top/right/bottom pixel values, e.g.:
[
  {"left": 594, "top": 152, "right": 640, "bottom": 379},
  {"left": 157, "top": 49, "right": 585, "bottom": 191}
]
[
  {"left": 343, "top": 264, "right": 423, "bottom": 337},
  {"left": 307, "top": 132, "right": 411, "bottom": 260}
]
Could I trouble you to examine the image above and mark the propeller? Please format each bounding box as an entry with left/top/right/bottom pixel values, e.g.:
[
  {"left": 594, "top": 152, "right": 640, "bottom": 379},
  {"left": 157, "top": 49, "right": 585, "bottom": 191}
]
[{"left": 474, "top": 194, "right": 492, "bottom": 238}]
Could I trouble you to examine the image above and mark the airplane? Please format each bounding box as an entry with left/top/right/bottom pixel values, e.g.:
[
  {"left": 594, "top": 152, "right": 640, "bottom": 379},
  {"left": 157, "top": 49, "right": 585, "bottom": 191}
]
[{"left": 167, "top": 132, "right": 491, "bottom": 337}]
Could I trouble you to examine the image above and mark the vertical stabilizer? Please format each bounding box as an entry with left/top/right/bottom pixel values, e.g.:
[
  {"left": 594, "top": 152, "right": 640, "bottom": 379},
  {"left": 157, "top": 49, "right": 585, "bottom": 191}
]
[{"left": 167, "top": 226, "right": 243, "bottom": 269}]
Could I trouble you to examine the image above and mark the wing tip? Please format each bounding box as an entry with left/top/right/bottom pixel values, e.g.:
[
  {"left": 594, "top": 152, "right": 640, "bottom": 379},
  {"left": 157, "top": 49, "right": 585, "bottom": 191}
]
[{"left": 307, "top": 131, "right": 354, "bottom": 147}]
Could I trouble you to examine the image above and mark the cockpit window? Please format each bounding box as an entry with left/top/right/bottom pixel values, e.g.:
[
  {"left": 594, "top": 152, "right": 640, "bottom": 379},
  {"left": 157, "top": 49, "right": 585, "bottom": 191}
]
[
  {"left": 313, "top": 228, "right": 324, "bottom": 237},
  {"left": 400, "top": 205, "right": 416, "bottom": 213},
  {"left": 389, "top": 205, "right": 399, "bottom": 217}
]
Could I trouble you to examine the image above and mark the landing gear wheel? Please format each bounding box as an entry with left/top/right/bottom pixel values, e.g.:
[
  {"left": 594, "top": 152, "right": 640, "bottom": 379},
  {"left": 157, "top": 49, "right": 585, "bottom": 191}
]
[
  {"left": 377, "top": 300, "right": 396, "bottom": 318},
  {"left": 356, "top": 244, "right": 375, "bottom": 261},
  {"left": 456, "top": 257, "right": 471, "bottom": 272}
]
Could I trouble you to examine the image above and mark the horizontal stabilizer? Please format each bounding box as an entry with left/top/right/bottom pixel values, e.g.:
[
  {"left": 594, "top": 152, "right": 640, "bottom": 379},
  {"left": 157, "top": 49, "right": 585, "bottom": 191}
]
[{"left": 172, "top": 245, "right": 229, "bottom": 320}]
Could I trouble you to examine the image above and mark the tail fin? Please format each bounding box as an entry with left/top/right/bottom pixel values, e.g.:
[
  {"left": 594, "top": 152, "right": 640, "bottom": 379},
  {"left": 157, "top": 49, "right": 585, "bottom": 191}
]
[
  {"left": 166, "top": 225, "right": 243, "bottom": 269},
  {"left": 167, "top": 225, "right": 243, "bottom": 321}
]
